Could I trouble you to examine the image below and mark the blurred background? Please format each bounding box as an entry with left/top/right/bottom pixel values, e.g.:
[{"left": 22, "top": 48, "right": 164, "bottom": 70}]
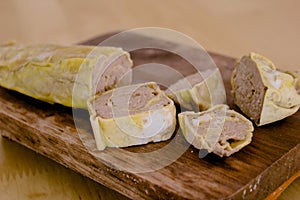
[
  {"left": 1, "top": 0, "right": 300, "bottom": 69},
  {"left": 0, "top": 0, "right": 299, "bottom": 199}
]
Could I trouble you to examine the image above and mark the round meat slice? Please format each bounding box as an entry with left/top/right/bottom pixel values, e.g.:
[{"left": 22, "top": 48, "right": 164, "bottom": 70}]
[
  {"left": 165, "top": 68, "right": 226, "bottom": 111},
  {"left": 231, "top": 52, "right": 300, "bottom": 126},
  {"left": 87, "top": 82, "right": 176, "bottom": 150},
  {"left": 178, "top": 104, "right": 253, "bottom": 157}
]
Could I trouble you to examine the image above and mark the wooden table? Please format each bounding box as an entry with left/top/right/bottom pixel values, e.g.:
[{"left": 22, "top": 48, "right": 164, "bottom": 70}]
[
  {"left": 0, "top": 0, "right": 299, "bottom": 199},
  {"left": 1, "top": 33, "right": 299, "bottom": 199}
]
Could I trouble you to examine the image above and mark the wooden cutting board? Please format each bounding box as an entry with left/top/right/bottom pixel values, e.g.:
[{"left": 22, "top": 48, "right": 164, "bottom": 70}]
[{"left": 0, "top": 33, "right": 299, "bottom": 199}]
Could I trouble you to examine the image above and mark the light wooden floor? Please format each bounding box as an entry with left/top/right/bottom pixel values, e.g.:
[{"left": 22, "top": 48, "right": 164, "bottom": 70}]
[{"left": 0, "top": 0, "right": 299, "bottom": 199}]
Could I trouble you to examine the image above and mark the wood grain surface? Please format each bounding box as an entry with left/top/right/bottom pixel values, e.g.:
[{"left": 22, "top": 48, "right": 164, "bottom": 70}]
[{"left": 0, "top": 33, "right": 299, "bottom": 199}]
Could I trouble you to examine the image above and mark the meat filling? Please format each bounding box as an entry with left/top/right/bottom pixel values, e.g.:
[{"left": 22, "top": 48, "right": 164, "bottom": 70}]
[
  {"left": 232, "top": 56, "right": 266, "bottom": 122},
  {"left": 93, "top": 54, "right": 132, "bottom": 94},
  {"left": 93, "top": 83, "right": 171, "bottom": 119}
]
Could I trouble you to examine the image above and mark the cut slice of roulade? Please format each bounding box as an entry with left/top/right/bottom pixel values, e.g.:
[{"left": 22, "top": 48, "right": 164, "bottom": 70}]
[
  {"left": 87, "top": 82, "right": 176, "bottom": 150},
  {"left": 178, "top": 104, "right": 253, "bottom": 157},
  {"left": 231, "top": 52, "right": 300, "bottom": 126},
  {"left": 165, "top": 68, "right": 226, "bottom": 111}
]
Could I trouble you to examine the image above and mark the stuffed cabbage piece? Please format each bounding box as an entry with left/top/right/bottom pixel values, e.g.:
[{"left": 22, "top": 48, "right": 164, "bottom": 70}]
[
  {"left": 165, "top": 68, "right": 226, "bottom": 111},
  {"left": 286, "top": 70, "right": 300, "bottom": 93},
  {"left": 231, "top": 52, "right": 300, "bottom": 126},
  {"left": 178, "top": 104, "right": 253, "bottom": 157},
  {"left": 0, "top": 43, "right": 133, "bottom": 108},
  {"left": 87, "top": 82, "right": 176, "bottom": 150}
]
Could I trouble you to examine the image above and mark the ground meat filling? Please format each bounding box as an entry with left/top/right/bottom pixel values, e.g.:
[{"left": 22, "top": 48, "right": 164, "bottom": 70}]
[
  {"left": 232, "top": 56, "right": 266, "bottom": 122},
  {"left": 93, "top": 83, "right": 171, "bottom": 119},
  {"left": 93, "top": 54, "right": 132, "bottom": 94}
]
